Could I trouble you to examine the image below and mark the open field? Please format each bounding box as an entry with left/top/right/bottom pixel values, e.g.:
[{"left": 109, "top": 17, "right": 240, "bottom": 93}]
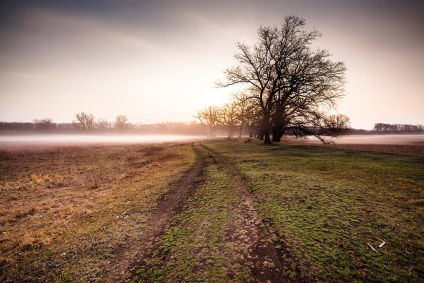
[
  {"left": 0, "top": 143, "right": 195, "bottom": 282},
  {"left": 1, "top": 139, "right": 423, "bottom": 282}
]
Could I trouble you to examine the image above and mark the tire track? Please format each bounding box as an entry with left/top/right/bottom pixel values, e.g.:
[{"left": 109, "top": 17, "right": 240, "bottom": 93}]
[
  {"left": 107, "top": 144, "right": 208, "bottom": 282},
  {"left": 199, "top": 143, "right": 287, "bottom": 283}
]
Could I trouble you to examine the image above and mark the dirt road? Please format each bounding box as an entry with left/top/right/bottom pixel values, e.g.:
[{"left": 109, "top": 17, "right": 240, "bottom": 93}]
[{"left": 110, "top": 143, "right": 288, "bottom": 283}]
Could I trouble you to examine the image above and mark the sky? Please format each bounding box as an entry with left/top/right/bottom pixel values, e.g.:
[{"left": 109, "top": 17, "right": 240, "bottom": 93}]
[{"left": 0, "top": 0, "right": 423, "bottom": 129}]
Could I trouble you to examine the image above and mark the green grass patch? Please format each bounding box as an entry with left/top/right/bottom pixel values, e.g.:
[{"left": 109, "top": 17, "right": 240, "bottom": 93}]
[{"left": 204, "top": 139, "right": 424, "bottom": 282}]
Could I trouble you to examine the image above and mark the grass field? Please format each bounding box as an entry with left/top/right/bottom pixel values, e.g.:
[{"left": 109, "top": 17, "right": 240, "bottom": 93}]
[{"left": 1, "top": 139, "right": 423, "bottom": 282}]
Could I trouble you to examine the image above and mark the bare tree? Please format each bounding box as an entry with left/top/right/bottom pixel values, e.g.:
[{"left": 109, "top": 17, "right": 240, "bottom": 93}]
[
  {"left": 75, "top": 112, "right": 95, "bottom": 130},
  {"left": 97, "top": 119, "right": 112, "bottom": 131},
  {"left": 232, "top": 92, "right": 256, "bottom": 138},
  {"left": 219, "top": 102, "right": 239, "bottom": 138},
  {"left": 115, "top": 115, "right": 129, "bottom": 130},
  {"left": 218, "top": 16, "right": 346, "bottom": 144},
  {"left": 324, "top": 114, "right": 351, "bottom": 135},
  {"left": 195, "top": 105, "right": 220, "bottom": 137},
  {"left": 33, "top": 118, "right": 56, "bottom": 130}
]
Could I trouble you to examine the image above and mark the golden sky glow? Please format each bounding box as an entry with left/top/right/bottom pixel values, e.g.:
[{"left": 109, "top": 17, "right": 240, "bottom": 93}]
[{"left": 0, "top": 0, "right": 423, "bottom": 129}]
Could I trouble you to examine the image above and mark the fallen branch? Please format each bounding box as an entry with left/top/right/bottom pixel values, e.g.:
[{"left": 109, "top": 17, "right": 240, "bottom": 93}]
[{"left": 378, "top": 239, "right": 386, "bottom": 248}]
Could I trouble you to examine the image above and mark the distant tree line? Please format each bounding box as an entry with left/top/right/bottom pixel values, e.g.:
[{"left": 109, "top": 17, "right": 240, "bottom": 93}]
[
  {"left": 373, "top": 123, "right": 423, "bottom": 133},
  {"left": 1, "top": 116, "right": 421, "bottom": 137},
  {"left": 0, "top": 113, "right": 208, "bottom": 135}
]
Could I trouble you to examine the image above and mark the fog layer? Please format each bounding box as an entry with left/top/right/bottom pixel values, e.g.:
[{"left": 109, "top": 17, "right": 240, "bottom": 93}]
[
  {"left": 0, "top": 134, "right": 423, "bottom": 149},
  {"left": 0, "top": 134, "right": 204, "bottom": 148}
]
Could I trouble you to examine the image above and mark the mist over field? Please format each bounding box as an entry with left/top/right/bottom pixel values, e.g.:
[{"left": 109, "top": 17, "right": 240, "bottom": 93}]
[
  {"left": 307, "top": 134, "right": 424, "bottom": 145},
  {"left": 0, "top": 134, "right": 423, "bottom": 149},
  {"left": 0, "top": 134, "right": 204, "bottom": 148}
]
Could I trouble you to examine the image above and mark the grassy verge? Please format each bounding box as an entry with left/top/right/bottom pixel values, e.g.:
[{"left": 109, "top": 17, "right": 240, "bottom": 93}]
[
  {"left": 205, "top": 139, "right": 423, "bottom": 282},
  {"left": 0, "top": 143, "right": 195, "bottom": 282}
]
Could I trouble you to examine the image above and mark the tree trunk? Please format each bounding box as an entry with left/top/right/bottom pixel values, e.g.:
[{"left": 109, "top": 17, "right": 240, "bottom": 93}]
[
  {"left": 260, "top": 115, "right": 272, "bottom": 144},
  {"left": 228, "top": 127, "right": 233, "bottom": 138},
  {"left": 272, "top": 123, "right": 283, "bottom": 142},
  {"left": 264, "top": 132, "right": 272, "bottom": 144}
]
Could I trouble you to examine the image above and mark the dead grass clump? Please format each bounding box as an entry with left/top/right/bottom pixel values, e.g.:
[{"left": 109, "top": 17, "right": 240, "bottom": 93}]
[
  {"left": 30, "top": 174, "right": 51, "bottom": 185},
  {"left": 70, "top": 200, "right": 94, "bottom": 218},
  {"left": 19, "top": 233, "right": 48, "bottom": 250},
  {"left": 2, "top": 207, "right": 38, "bottom": 224}
]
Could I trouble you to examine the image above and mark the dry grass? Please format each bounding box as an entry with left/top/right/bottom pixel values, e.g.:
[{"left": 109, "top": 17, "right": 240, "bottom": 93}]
[{"left": 0, "top": 143, "right": 195, "bottom": 282}]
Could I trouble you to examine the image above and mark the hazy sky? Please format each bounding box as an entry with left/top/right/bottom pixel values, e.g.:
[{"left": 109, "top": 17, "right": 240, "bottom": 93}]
[{"left": 0, "top": 0, "right": 423, "bottom": 129}]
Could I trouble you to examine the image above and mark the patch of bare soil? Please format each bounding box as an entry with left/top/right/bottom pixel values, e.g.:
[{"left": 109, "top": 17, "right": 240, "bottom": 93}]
[
  {"left": 106, "top": 145, "right": 207, "bottom": 282},
  {"left": 223, "top": 193, "right": 286, "bottom": 282}
]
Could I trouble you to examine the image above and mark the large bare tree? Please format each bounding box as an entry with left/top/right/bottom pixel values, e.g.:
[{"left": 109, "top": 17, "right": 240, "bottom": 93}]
[{"left": 218, "top": 16, "right": 346, "bottom": 144}]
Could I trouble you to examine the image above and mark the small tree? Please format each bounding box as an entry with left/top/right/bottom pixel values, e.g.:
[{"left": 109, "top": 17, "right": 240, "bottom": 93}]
[
  {"left": 115, "top": 115, "right": 129, "bottom": 130},
  {"left": 75, "top": 112, "right": 95, "bottom": 130},
  {"left": 195, "top": 106, "right": 220, "bottom": 137},
  {"left": 97, "top": 119, "right": 112, "bottom": 131},
  {"left": 33, "top": 118, "right": 56, "bottom": 130},
  {"left": 232, "top": 92, "right": 255, "bottom": 138},
  {"left": 219, "top": 102, "right": 239, "bottom": 138},
  {"left": 324, "top": 114, "right": 351, "bottom": 135}
]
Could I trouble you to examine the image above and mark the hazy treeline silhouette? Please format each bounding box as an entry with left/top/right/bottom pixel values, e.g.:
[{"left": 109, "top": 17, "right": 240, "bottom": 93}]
[
  {"left": 0, "top": 115, "right": 211, "bottom": 135},
  {"left": 0, "top": 118, "right": 233, "bottom": 136},
  {"left": 373, "top": 123, "right": 423, "bottom": 133},
  {"left": 2, "top": 120, "right": 420, "bottom": 136}
]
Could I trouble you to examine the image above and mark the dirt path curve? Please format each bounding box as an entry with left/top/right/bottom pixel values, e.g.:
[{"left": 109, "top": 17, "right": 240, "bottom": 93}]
[{"left": 107, "top": 144, "right": 207, "bottom": 282}]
